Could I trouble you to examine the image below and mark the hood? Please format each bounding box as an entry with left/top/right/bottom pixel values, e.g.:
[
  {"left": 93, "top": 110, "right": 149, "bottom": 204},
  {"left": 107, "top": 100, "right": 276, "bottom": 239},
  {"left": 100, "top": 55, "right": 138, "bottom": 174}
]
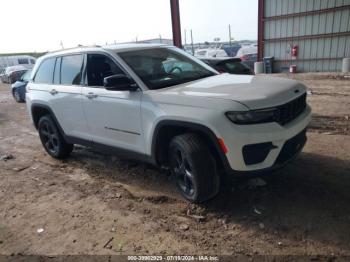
[{"left": 158, "top": 74, "right": 306, "bottom": 110}]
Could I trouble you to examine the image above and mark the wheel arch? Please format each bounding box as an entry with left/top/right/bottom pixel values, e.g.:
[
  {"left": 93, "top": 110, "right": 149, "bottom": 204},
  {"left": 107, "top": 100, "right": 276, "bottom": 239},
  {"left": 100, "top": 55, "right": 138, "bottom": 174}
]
[
  {"left": 151, "top": 120, "right": 230, "bottom": 172},
  {"left": 31, "top": 103, "right": 65, "bottom": 135}
]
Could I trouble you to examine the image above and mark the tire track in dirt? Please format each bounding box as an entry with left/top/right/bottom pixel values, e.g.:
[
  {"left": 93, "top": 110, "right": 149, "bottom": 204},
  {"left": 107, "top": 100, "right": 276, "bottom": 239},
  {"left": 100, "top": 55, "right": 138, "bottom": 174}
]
[
  {"left": 309, "top": 91, "right": 350, "bottom": 97},
  {"left": 309, "top": 114, "right": 350, "bottom": 135}
]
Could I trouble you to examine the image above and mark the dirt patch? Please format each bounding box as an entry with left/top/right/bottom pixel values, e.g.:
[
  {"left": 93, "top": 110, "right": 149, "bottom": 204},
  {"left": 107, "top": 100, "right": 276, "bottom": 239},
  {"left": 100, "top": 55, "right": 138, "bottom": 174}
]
[
  {"left": 309, "top": 114, "right": 350, "bottom": 135},
  {"left": 274, "top": 72, "right": 350, "bottom": 81},
  {"left": 0, "top": 75, "right": 350, "bottom": 257},
  {"left": 310, "top": 91, "right": 350, "bottom": 97}
]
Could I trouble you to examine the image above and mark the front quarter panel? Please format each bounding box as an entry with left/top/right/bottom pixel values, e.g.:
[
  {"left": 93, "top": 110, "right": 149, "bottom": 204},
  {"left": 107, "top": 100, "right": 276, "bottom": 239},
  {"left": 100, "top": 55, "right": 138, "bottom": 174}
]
[
  {"left": 141, "top": 90, "right": 311, "bottom": 173},
  {"left": 141, "top": 92, "right": 248, "bottom": 156}
]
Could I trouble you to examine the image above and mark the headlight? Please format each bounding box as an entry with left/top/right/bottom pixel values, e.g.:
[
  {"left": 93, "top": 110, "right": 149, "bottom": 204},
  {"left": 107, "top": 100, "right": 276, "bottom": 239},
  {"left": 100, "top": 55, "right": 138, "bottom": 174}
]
[{"left": 226, "top": 108, "right": 278, "bottom": 125}]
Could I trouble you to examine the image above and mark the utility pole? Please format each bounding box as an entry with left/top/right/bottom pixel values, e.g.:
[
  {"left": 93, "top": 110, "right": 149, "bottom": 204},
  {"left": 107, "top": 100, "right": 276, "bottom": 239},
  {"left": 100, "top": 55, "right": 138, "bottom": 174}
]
[
  {"left": 170, "top": 0, "right": 182, "bottom": 48},
  {"left": 229, "top": 24, "right": 232, "bottom": 46},
  {"left": 184, "top": 29, "right": 187, "bottom": 45},
  {"left": 190, "top": 29, "right": 194, "bottom": 55}
]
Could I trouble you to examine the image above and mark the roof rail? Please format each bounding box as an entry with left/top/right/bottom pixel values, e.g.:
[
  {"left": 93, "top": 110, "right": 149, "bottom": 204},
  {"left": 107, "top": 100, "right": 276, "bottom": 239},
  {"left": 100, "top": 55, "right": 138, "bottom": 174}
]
[{"left": 48, "top": 44, "right": 102, "bottom": 54}]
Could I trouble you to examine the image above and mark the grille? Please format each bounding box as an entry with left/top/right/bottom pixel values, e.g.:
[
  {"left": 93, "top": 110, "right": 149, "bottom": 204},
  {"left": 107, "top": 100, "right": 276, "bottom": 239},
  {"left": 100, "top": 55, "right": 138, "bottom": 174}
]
[{"left": 276, "top": 93, "right": 307, "bottom": 125}]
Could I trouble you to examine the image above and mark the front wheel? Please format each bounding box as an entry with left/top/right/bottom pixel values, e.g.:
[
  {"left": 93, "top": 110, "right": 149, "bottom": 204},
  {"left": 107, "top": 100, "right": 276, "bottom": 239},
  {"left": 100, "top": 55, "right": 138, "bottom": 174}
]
[
  {"left": 38, "top": 115, "right": 73, "bottom": 159},
  {"left": 168, "top": 133, "right": 220, "bottom": 203}
]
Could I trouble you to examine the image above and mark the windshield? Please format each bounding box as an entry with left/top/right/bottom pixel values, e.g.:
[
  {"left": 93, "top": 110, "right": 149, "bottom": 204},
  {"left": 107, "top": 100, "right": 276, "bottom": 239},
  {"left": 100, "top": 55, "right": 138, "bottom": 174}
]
[{"left": 118, "top": 47, "right": 216, "bottom": 90}]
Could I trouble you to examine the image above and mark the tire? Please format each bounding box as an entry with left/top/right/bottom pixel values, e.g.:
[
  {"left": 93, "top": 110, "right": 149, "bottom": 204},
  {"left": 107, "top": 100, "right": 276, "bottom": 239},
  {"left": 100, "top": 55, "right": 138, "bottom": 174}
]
[
  {"left": 168, "top": 133, "right": 220, "bottom": 203},
  {"left": 38, "top": 115, "right": 73, "bottom": 159},
  {"left": 13, "top": 89, "right": 24, "bottom": 103}
]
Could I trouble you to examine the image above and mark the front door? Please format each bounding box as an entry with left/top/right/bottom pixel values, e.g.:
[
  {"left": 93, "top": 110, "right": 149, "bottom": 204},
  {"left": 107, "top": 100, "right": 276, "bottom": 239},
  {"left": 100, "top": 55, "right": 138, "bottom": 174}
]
[{"left": 81, "top": 53, "right": 144, "bottom": 154}]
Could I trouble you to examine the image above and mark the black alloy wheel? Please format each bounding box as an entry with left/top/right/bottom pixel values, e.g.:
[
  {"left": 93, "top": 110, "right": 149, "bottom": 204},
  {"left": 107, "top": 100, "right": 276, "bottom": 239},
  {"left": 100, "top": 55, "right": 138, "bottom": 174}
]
[{"left": 38, "top": 115, "right": 73, "bottom": 158}]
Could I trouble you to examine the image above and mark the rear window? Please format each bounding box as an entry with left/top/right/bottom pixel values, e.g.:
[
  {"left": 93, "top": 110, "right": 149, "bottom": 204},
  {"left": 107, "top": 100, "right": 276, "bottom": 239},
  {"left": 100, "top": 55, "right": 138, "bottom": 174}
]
[
  {"left": 34, "top": 58, "right": 56, "bottom": 84},
  {"left": 18, "top": 58, "right": 29, "bottom": 64},
  {"left": 60, "top": 55, "right": 83, "bottom": 85}
]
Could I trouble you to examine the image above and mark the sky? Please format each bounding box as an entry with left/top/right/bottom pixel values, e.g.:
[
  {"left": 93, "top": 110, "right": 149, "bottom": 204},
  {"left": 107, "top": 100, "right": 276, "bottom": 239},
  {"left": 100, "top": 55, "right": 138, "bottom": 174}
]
[{"left": 0, "top": 0, "right": 258, "bottom": 53}]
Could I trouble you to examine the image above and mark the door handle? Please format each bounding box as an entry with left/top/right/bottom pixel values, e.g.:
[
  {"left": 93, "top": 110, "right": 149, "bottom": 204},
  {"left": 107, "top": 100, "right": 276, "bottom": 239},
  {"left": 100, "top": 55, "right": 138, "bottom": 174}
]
[
  {"left": 86, "top": 92, "right": 98, "bottom": 99},
  {"left": 49, "top": 89, "right": 58, "bottom": 95}
]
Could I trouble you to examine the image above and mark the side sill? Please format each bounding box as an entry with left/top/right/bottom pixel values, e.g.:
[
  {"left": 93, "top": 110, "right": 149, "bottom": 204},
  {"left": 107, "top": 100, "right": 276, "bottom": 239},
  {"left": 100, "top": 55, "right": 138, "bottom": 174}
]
[{"left": 65, "top": 135, "right": 156, "bottom": 165}]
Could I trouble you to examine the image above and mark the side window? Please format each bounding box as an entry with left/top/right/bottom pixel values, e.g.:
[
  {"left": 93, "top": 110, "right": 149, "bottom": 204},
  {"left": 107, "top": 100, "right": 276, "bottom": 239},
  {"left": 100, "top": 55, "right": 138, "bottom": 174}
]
[
  {"left": 34, "top": 58, "right": 56, "bottom": 84},
  {"left": 86, "top": 54, "right": 124, "bottom": 87},
  {"left": 53, "top": 57, "right": 61, "bottom": 84},
  {"left": 61, "top": 55, "right": 84, "bottom": 85}
]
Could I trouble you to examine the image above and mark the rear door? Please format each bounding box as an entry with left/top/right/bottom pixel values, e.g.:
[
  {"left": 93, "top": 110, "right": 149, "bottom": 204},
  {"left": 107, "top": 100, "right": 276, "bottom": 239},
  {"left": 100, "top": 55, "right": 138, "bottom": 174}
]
[
  {"left": 81, "top": 53, "right": 144, "bottom": 153},
  {"left": 40, "top": 54, "right": 90, "bottom": 140}
]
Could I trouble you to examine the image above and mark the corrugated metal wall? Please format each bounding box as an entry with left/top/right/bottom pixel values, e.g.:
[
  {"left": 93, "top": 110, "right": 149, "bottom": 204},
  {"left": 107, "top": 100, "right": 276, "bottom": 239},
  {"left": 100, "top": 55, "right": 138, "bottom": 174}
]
[{"left": 262, "top": 0, "right": 350, "bottom": 72}]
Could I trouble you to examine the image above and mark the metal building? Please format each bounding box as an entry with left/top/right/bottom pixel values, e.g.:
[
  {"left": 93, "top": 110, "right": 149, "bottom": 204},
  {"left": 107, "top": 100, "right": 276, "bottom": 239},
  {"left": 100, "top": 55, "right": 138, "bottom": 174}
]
[{"left": 258, "top": 0, "right": 350, "bottom": 72}]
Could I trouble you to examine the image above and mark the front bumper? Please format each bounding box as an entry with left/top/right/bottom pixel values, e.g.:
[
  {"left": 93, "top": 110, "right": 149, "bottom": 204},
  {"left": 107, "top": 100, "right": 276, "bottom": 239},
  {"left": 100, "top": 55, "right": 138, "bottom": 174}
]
[{"left": 219, "top": 105, "right": 311, "bottom": 173}]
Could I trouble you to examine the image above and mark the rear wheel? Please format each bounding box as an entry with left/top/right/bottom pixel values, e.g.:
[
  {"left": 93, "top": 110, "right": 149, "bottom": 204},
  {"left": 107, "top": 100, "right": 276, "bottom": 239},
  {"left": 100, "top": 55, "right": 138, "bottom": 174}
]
[
  {"left": 168, "top": 133, "right": 220, "bottom": 203},
  {"left": 38, "top": 115, "right": 73, "bottom": 159}
]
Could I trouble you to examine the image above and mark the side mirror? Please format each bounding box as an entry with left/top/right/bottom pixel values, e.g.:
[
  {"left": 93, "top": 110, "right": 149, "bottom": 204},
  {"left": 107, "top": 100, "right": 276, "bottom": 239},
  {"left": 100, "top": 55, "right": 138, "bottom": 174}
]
[{"left": 103, "top": 74, "right": 138, "bottom": 91}]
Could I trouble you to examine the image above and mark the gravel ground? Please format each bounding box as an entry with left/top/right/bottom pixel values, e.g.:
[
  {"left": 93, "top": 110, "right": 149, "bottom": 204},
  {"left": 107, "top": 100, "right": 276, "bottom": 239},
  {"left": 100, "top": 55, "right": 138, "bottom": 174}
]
[{"left": 0, "top": 73, "right": 350, "bottom": 258}]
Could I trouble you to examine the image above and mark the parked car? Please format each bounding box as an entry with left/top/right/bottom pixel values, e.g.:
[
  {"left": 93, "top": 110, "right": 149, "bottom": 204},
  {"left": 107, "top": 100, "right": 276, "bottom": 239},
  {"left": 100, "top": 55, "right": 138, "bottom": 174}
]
[
  {"left": 0, "top": 68, "right": 6, "bottom": 83},
  {"left": 26, "top": 44, "right": 311, "bottom": 203},
  {"left": 195, "top": 48, "right": 228, "bottom": 58},
  {"left": 236, "top": 44, "right": 258, "bottom": 69},
  {"left": 1, "top": 65, "right": 27, "bottom": 83},
  {"left": 240, "top": 53, "right": 258, "bottom": 70},
  {"left": 200, "top": 57, "right": 254, "bottom": 75},
  {"left": 11, "top": 69, "right": 31, "bottom": 102}
]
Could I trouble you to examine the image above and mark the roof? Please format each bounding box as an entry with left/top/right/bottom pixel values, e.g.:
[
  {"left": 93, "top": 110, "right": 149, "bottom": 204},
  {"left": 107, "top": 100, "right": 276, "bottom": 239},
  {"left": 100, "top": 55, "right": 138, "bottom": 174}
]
[
  {"left": 104, "top": 43, "right": 168, "bottom": 52},
  {"left": 5, "top": 65, "right": 27, "bottom": 72},
  {"left": 45, "top": 43, "right": 169, "bottom": 58}
]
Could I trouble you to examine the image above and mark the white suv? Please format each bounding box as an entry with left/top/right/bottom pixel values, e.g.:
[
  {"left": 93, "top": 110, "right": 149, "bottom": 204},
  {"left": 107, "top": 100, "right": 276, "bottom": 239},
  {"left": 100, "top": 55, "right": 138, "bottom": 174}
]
[{"left": 26, "top": 44, "right": 311, "bottom": 203}]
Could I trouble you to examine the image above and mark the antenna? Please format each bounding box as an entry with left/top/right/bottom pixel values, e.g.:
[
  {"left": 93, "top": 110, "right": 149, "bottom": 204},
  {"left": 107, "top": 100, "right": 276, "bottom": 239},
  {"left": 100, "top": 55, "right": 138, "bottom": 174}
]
[
  {"left": 190, "top": 30, "right": 194, "bottom": 55},
  {"left": 229, "top": 24, "right": 232, "bottom": 46}
]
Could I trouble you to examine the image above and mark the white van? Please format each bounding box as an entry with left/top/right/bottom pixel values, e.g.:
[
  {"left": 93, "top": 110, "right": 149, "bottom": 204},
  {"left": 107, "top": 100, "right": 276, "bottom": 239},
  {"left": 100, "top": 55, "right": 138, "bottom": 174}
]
[{"left": 0, "top": 55, "right": 36, "bottom": 71}]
